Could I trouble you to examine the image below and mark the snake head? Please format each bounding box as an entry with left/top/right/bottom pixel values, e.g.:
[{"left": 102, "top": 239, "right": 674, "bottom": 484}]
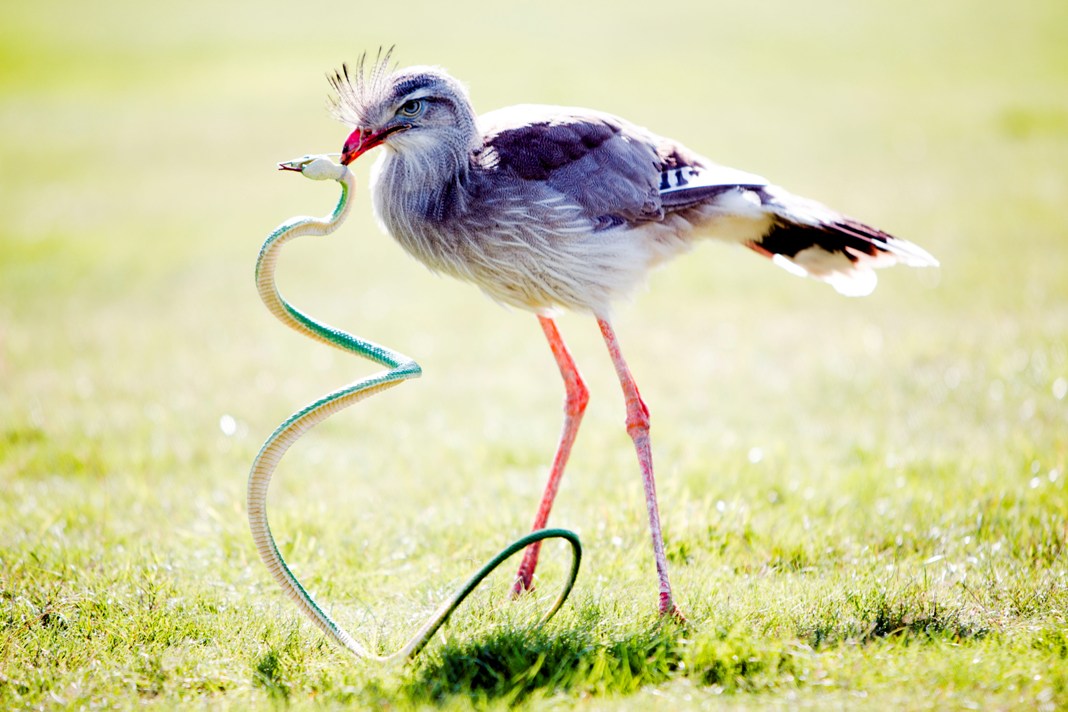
[
  {"left": 277, "top": 154, "right": 346, "bottom": 181},
  {"left": 277, "top": 155, "right": 318, "bottom": 172}
]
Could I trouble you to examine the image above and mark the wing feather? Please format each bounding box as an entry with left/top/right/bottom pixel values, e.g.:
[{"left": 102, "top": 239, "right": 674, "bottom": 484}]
[{"left": 478, "top": 105, "right": 766, "bottom": 228}]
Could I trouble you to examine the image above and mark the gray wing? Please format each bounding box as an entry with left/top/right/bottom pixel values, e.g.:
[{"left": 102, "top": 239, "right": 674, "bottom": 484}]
[{"left": 478, "top": 105, "right": 768, "bottom": 229}]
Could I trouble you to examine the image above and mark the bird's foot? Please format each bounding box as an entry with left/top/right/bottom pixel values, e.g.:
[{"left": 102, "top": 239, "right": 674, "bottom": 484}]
[
  {"left": 659, "top": 593, "right": 687, "bottom": 624},
  {"left": 510, "top": 570, "right": 535, "bottom": 599}
]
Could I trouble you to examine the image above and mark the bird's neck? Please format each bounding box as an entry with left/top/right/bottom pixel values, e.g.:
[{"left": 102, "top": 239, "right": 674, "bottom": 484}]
[
  {"left": 372, "top": 141, "right": 475, "bottom": 226},
  {"left": 370, "top": 146, "right": 481, "bottom": 280}
]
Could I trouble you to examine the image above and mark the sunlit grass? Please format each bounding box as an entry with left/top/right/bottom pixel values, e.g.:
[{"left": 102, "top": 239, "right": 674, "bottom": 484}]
[{"left": 2, "top": 0, "right": 1067, "bottom": 709}]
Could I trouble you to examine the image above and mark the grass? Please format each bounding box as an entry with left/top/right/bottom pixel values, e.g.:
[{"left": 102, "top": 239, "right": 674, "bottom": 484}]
[{"left": 2, "top": 0, "right": 1067, "bottom": 708}]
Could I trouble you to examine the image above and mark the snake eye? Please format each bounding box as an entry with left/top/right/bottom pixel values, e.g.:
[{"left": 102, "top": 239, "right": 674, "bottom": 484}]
[{"left": 397, "top": 99, "right": 425, "bottom": 118}]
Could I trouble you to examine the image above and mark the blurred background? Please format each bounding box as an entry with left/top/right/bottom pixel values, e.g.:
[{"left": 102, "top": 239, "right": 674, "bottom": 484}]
[{"left": 1, "top": 0, "right": 1065, "bottom": 663}]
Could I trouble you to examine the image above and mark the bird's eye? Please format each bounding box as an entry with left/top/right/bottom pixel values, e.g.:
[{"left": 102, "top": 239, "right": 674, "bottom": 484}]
[{"left": 397, "top": 99, "right": 425, "bottom": 118}]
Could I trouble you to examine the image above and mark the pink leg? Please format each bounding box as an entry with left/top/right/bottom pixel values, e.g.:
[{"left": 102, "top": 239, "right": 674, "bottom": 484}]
[
  {"left": 512, "top": 315, "right": 590, "bottom": 595},
  {"left": 598, "top": 317, "right": 684, "bottom": 620}
]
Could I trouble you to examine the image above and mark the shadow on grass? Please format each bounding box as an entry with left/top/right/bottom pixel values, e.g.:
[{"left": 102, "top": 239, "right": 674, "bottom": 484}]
[
  {"left": 403, "top": 586, "right": 995, "bottom": 705},
  {"left": 246, "top": 585, "right": 994, "bottom": 706},
  {"left": 404, "top": 623, "right": 802, "bottom": 706}
]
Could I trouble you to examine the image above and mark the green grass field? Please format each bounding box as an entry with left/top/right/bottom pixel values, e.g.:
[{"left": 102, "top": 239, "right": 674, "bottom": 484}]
[{"left": 2, "top": 0, "right": 1066, "bottom": 708}]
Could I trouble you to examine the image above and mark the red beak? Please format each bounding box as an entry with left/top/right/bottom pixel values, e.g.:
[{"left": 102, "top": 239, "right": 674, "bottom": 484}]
[{"left": 340, "top": 125, "right": 407, "bottom": 165}]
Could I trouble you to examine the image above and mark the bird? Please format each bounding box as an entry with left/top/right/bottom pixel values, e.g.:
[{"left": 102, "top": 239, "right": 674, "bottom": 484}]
[{"left": 328, "top": 50, "right": 938, "bottom": 619}]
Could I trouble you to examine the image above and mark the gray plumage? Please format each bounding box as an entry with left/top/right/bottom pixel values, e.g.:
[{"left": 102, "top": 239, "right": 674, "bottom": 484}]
[
  {"left": 330, "top": 52, "right": 937, "bottom": 315},
  {"left": 327, "top": 51, "right": 938, "bottom": 616}
]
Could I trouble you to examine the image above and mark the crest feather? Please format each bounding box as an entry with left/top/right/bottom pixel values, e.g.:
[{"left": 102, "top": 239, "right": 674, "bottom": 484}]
[{"left": 328, "top": 46, "right": 397, "bottom": 125}]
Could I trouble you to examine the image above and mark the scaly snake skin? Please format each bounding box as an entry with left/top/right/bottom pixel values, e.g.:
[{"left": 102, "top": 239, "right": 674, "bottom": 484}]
[{"left": 247, "top": 154, "right": 581, "bottom": 662}]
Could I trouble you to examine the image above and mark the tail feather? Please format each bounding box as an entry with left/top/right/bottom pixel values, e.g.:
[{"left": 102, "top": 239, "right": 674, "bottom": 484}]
[{"left": 746, "top": 187, "right": 938, "bottom": 297}]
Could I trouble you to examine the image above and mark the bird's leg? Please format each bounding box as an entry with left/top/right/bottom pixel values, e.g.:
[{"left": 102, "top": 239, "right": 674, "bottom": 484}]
[
  {"left": 512, "top": 315, "right": 589, "bottom": 596},
  {"left": 597, "top": 317, "right": 684, "bottom": 620}
]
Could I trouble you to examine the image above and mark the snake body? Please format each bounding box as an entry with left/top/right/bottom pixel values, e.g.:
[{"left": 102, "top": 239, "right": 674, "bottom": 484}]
[{"left": 247, "top": 155, "right": 581, "bottom": 662}]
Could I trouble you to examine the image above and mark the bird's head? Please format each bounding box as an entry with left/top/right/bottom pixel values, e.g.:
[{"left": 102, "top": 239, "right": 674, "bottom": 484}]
[{"left": 329, "top": 50, "right": 478, "bottom": 167}]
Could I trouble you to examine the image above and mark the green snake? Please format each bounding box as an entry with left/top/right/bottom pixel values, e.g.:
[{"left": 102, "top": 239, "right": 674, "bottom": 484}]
[{"left": 247, "top": 154, "right": 582, "bottom": 662}]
